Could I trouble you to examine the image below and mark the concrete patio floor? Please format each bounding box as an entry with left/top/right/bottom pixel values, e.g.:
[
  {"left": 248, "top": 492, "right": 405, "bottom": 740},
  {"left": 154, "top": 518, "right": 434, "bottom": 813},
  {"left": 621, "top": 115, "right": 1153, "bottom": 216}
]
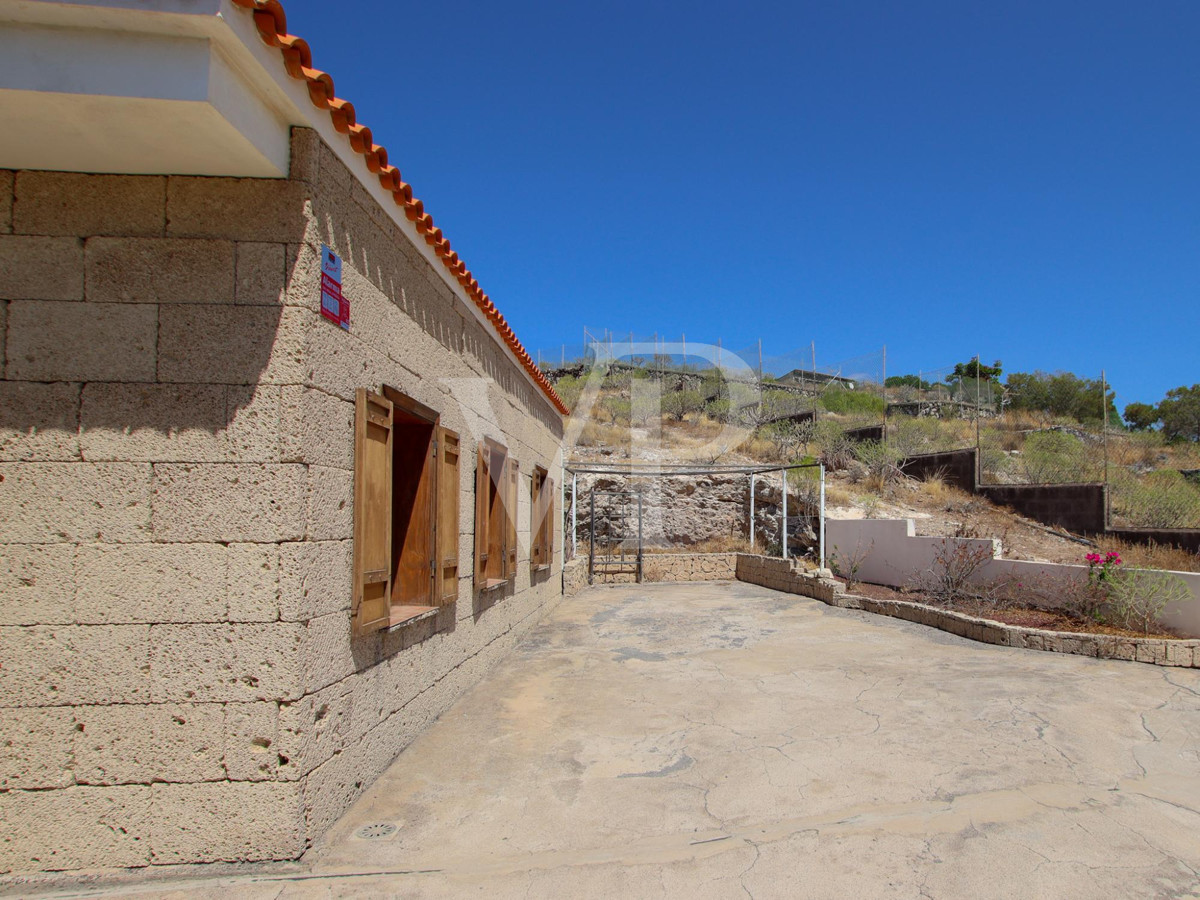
[{"left": 26, "top": 581, "right": 1200, "bottom": 898}]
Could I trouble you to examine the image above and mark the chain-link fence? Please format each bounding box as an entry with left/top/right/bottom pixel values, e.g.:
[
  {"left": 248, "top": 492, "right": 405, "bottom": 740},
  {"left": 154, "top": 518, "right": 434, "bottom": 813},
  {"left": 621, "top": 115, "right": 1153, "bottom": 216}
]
[{"left": 546, "top": 331, "right": 1200, "bottom": 530}]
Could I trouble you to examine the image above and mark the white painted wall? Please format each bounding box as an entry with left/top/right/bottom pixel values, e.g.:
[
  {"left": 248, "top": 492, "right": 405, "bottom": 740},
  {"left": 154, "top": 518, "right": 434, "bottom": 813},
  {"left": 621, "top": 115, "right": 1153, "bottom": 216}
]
[
  {"left": 0, "top": 14, "right": 293, "bottom": 175},
  {"left": 827, "top": 518, "right": 1200, "bottom": 638}
]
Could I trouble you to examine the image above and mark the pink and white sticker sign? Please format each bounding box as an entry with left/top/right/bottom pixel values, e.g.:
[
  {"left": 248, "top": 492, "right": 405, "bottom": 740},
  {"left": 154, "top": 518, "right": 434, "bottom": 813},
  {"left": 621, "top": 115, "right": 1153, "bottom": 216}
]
[{"left": 320, "top": 246, "right": 349, "bottom": 330}]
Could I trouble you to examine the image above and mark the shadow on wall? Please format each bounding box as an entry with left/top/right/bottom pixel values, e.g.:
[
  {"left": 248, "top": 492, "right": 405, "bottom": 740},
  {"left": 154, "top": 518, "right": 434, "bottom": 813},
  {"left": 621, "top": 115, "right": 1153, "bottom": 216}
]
[
  {"left": 304, "top": 133, "right": 564, "bottom": 439},
  {"left": 2, "top": 128, "right": 566, "bottom": 457},
  {"left": 0, "top": 163, "right": 317, "bottom": 453}
]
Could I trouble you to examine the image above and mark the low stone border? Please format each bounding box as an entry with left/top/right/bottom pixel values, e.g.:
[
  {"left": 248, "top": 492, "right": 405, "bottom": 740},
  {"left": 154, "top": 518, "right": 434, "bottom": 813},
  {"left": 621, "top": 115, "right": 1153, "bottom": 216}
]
[
  {"left": 835, "top": 592, "right": 1200, "bottom": 668},
  {"left": 568, "top": 553, "right": 1200, "bottom": 667},
  {"left": 732, "top": 554, "right": 1200, "bottom": 668}
]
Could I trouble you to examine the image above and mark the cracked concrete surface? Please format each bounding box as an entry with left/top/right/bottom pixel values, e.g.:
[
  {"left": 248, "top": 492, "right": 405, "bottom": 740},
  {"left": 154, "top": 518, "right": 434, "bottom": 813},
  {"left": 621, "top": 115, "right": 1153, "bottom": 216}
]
[{"left": 20, "top": 581, "right": 1200, "bottom": 898}]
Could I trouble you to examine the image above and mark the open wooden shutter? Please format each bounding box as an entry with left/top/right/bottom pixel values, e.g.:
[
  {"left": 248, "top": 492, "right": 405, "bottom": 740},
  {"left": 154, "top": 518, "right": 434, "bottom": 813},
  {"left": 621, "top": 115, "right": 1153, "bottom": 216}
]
[
  {"left": 353, "top": 389, "right": 393, "bottom": 635},
  {"left": 505, "top": 458, "right": 519, "bottom": 580},
  {"left": 436, "top": 426, "right": 460, "bottom": 605},
  {"left": 530, "top": 470, "right": 543, "bottom": 570},
  {"left": 474, "top": 443, "right": 489, "bottom": 589},
  {"left": 543, "top": 475, "right": 555, "bottom": 566},
  {"left": 530, "top": 469, "right": 552, "bottom": 571}
]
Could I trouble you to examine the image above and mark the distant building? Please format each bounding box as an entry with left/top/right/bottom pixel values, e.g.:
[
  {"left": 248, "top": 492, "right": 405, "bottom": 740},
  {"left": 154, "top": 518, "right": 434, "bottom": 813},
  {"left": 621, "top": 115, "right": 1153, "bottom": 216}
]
[{"left": 776, "top": 369, "right": 857, "bottom": 390}]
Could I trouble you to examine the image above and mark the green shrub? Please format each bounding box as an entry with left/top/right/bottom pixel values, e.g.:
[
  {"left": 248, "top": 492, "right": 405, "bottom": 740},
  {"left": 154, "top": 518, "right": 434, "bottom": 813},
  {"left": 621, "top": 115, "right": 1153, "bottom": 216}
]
[
  {"left": 1105, "top": 570, "right": 1192, "bottom": 634},
  {"left": 1020, "top": 430, "right": 1089, "bottom": 483},
  {"left": 705, "top": 397, "right": 731, "bottom": 421},
  {"left": 661, "top": 389, "right": 704, "bottom": 422},
  {"left": 853, "top": 440, "right": 903, "bottom": 484},
  {"left": 820, "top": 389, "right": 885, "bottom": 416},
  {"left": 1112, "top": 470, "right": 1200, "bottom": 529},
  {"left": 553, "top": 374, "right": 584, "bottom": 411},
  {"left": 889, "top": 418, "right": 946, "bottom": 458}
]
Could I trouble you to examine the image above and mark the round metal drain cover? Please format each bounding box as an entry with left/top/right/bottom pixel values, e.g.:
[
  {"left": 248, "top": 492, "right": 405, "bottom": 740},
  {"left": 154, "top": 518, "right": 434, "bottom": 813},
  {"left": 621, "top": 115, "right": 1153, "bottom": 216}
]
[{"left": 355, "top": 823, "right": 397, "bottom": 840}]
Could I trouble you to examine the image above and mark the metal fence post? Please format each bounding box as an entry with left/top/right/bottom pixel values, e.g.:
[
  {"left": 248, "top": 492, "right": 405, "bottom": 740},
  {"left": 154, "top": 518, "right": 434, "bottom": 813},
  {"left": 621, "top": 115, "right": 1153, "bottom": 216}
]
[
  {"left": 588, "top": 490, "right": 595, "bottom": 585},
  {"left": 571, "top": 472, "right": 578, "bottom": 558},
  {"left": 781, "top": 468, "right": 788, "bottom": 560},
  {"left": 749, "top": 473, "right": 756, "bottom": 549},
  {"left": 819, "top": 464, "right": 826, "bottom": 572}
]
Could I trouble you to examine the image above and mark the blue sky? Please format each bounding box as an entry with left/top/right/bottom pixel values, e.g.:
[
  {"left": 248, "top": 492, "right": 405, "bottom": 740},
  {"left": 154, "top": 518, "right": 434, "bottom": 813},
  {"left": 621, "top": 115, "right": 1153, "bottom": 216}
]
[{"left": 277, "top": 0, "right": 1199, "bottom": 408}]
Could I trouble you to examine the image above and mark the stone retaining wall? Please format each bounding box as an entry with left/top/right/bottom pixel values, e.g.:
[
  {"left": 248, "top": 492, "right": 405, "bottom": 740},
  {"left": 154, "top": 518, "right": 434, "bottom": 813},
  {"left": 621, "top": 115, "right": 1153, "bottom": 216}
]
[
  {"left": 734, "top": 554, "right": 837, "bottom": 603},
  {"left": 563, "top": 553, "right": 736, "bottom": 595}
]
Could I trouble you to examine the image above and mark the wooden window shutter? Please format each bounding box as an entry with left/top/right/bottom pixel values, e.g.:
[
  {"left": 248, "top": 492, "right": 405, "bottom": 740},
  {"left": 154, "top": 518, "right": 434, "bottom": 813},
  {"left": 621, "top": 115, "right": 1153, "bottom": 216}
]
[
  {"left": 505, "top": 458, "right": 519, "bottom": 580},
  {"left": 530, "top": 469, "right": 552, "bottom": 570},
  {"left": 543, "top": 475, "right": 555, "bottom": 565},
  {"left": 474, "top": 444, "right": 489, "bottom": 589},
  {"left": 530, "top": 471, "right": 543, "bottom": 569},
  {"left": 353, "top": 388, "right": 393, "bottom": 635},
  {"left": 436, "top": 426, "right": 460, "bottom": 605}
]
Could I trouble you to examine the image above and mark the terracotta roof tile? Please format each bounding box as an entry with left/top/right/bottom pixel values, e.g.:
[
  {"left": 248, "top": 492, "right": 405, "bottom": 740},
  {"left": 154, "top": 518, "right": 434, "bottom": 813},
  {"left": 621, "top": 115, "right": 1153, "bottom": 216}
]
[{"left": 230, "top": 0, "right": 567, "bottom": 415}]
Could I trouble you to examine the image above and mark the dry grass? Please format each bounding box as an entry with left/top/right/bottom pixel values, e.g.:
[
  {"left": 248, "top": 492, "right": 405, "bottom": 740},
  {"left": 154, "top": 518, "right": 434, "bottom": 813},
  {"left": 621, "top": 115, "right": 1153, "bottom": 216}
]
[
  {"left": 1096, "top": 537, "right": 1200, "bottom": 574},
  {"left": 640, "top": 535, "right": 754, "bottom": 555},
  {"left": 823, "top": 482, "right": 856, "bottom": 508},
  {"left": 735, "top": 433, "right": 783, "bottom": 461},
  {"left": 687, "top": 535, "right": 756, "bottom": 554},
  {"left": 575, "top": 420, "right": 629, "bottom": 448}
]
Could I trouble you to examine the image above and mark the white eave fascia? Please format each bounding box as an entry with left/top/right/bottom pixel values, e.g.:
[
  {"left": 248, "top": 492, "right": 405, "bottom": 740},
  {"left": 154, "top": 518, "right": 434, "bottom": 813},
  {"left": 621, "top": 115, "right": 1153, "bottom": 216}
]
[{"left": 0, "top": 0, "right": 300, "bottom": 175}]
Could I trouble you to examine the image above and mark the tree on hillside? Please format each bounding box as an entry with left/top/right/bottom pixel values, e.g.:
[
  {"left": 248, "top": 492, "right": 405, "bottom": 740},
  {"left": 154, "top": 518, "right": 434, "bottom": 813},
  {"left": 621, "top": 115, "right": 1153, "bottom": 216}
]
[
  {"left": 660, "top": 389, "right": 704, "bottom": 422},
  {"left": 948, "top": 358, "right": 1003, "bottom": 383},
  {"left": 885, "top": 374, "right": 934, "bottom": 390},
  {"left": 1158, "top": 384, "right": 1200, "bottom": 442},
  {"left": 1005, "top": 370, "right": 1116, "bottom": 424},
  {"left": 1122, "top": 402, "right": 1160, "bottom": 432}
]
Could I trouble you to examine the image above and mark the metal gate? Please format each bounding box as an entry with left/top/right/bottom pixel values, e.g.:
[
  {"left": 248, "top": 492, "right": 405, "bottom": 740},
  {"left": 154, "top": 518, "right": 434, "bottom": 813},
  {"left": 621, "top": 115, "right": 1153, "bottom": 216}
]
[{"left": 588, "top": 490, "right": 643, "bottom": 584}]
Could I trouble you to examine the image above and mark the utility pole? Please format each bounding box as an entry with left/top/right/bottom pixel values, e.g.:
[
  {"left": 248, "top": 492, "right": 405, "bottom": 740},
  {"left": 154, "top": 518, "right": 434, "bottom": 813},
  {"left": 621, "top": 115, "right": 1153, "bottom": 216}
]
[
  {"left": 1102, "top": 368, "right": 1110, "bottom": 527},
  {"left": 811, "top": 341, "right": 818, "bottom": 423},
  {"left": 975, "top": 351, "right": 982, "bottom": 485},
  {"left": 881, "top": 344, "right": 888, "bottom": 438}
]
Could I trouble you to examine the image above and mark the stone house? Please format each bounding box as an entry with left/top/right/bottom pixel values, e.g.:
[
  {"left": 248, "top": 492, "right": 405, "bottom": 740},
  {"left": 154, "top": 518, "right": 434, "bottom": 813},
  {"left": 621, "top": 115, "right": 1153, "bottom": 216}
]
[{"left": 0, "top": 0, "right": 567, "bottom": 873}]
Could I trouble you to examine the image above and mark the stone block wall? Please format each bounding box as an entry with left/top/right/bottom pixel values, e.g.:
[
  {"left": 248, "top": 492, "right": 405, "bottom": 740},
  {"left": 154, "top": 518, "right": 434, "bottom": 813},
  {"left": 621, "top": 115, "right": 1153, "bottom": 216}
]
[
  {"left": 0, "top": 128, "right": 564, "bottom": 873},
  {"left": 562, "top": 554, "right": 736, "bottom": 595},
  {"left": 734, "top": 554, "right": 838, "bottom": 603}
]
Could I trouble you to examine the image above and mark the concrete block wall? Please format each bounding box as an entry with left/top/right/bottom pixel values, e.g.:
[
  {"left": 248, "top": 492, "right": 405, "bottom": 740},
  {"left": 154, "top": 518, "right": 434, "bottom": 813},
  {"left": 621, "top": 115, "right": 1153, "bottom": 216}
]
[
  {"left": 0, "top": 128, "right": 565, "bottom": 874},
  {"left": 977, "top": 483, "right": 1106, "bottom": 535},
  {"left": 897, "top": 448, "right": 1110, "bottom": 536},
  {"left": 897, "top": 448, "right": 977, "bottom": 493},
  {"left": 826, "top": 518, "right": 1200, "bottom": 637}
]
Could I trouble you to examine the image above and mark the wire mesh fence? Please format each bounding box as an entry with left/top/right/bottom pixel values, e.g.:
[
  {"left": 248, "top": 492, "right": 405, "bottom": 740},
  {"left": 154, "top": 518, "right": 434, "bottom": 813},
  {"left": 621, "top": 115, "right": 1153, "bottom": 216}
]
[{"left": 546, "top": 330, "right": 1200, "bottom": 530}]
